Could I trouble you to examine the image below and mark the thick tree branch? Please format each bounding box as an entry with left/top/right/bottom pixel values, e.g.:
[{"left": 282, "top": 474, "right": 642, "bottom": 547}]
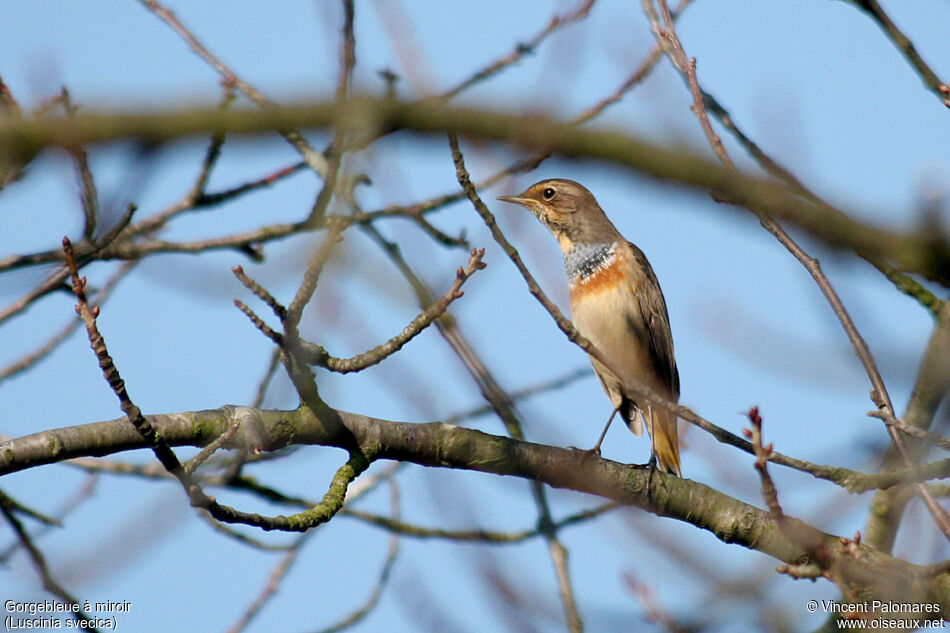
[
  {"left": 1, "top": 406, "right": 948, "bottom": 613},
  {"left": 2, "top": 97, "right": 948, "bottom": 284}
]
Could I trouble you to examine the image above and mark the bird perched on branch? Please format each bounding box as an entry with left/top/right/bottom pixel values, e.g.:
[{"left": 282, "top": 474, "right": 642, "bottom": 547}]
[{"left": 498, "top": 179, "right": 681, "bottom": 476}]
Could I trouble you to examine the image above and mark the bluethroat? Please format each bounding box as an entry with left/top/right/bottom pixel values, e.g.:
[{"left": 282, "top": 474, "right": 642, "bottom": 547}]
[{"left": 498, "top": 178, "right": 681, "bottom": 476}]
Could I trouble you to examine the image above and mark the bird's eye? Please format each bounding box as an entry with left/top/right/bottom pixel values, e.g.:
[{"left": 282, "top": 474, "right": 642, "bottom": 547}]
[{"left": 542, "top": 187, "right": 556, "bottom": 200}]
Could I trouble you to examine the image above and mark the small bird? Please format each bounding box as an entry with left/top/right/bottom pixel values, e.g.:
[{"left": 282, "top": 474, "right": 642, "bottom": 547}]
[{"left": 498, "top": 179, "right": 681, "bottom": 476}]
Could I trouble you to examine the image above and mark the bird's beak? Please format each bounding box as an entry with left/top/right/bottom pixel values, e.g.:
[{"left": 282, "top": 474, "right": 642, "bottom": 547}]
[{"left": 497, "top": 195, "right": 530, "bottom": 206}]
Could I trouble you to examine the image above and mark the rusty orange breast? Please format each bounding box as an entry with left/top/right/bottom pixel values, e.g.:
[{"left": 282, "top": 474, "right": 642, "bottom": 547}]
[{"left": 568, "top": 248, "right": 629, "bottom": 303}]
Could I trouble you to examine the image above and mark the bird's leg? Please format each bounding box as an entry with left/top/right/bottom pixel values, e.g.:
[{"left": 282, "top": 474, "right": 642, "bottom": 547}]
[
  {"left": 589, "top": 405, "right": 621, "bottom": 456},
  {"left": 646, "top": 453, "right": 658, "bottom": 492},
  {"left": 644, "top": 407, "right": 659, "bottom": 471}
]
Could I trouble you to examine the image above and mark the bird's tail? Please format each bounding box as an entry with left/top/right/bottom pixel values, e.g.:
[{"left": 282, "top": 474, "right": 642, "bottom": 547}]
[{"left": 648, "top": 405, "right": 681, "bottom": 477}]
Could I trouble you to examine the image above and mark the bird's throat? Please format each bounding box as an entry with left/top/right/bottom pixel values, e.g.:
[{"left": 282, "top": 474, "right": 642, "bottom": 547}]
[{"left": 563, "top": 242, "right": 618, "bottom": 288}]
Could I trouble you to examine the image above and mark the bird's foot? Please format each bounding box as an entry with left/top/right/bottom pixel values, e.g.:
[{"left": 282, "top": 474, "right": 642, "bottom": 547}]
[
  {"left": 626, "top": 455, "right": 657, "bottom": 469},
  {"left": 646, "top": 454, "right": 658, "bottom": 490}
]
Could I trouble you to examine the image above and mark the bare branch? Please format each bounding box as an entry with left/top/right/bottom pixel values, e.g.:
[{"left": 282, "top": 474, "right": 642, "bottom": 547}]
[
  {"left": 0, "top": 261, "right": 134, "bottom": 384},
  {"left": 232, "top": 265, "right": 287, "bottom": 320},
  {"left": 314, "top": 480, "right": 399, "bottom": 633},
  {"left": 745, "top": 406, "right": 783, "bottom": 519},
  {"left": 0, "top": 491, "right": 99, "bottom": 631},
  {"left": 439, "top": 0, "right": 595, "bottom": 102},
  {"left": 3, "top": 98, "right": 948, "bottom": 284},
  {"left": 845, "top": 0, "right": 949, "bottom": 106},
  {"left": 225, "top": 531, "right": 315, "bottom": 633},
  {"left": 62, "top": 236, "right": 205, "bottom": 499},
  {"left": 643, "top": 0, "right": 733, "bottom": 168},
  {"left": 304, "top": 248, "right": 486, "bottom": 373},
  {"left": 624, "top": 572, "right": 690, "bottom": 633},
  {"left": 1, "top": 407, "right": 946, "bottom": 609},
  {"left": 701, "top": 89, "right": 943, "bottom": 316},
  {"left": 865, "top": 299, "right": 950, "bottom": 551},
  {"left": 443, "top": 367, "right": 591, "bottom": 425},
  {"left": 135, "top": 0, "right": 330, "bottom": 176},
  {"left": 341, "top": 501, "right": 619, "bottom": 543}
]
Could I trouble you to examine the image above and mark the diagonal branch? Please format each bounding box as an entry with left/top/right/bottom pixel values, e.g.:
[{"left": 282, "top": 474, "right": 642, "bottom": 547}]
[
  {"left": 303, "top": 248, "right": 486, "bottom": 373},
  {"left": 135, "top": 0, "right": 330, "bottom": 176},
  {"left": 844, "top": 0, "right": 949, "bottom": 107},
  {"left": 700, "top": 90, "right": 943, "bottom": 316},
  {"left": 0, "top": 491, "right": 100, "bottom": 631},
  {"left": 438, "top": 0, "right": 595, "bottom": 102}
]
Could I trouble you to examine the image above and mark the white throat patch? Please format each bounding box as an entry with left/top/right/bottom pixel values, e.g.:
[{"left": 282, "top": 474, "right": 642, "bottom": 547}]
[{"left": 563, "top": 242, "right": 618, "bottom": 287}]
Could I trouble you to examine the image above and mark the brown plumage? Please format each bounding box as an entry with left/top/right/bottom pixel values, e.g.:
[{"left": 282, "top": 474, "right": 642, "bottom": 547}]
[{"left": 498, "top": 178, "right": 681, "bottom": 476}]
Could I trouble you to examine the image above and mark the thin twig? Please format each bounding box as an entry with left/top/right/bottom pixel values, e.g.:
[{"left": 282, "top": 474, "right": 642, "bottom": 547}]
[
  {"left": 59, "top": 88, "right": 100, "bottom": 241},
  {"left": 339, "top": 29, "right": 675, "bottom": 255},
  {"left": 199, "top": 512, "right": 297, "bottom": 552},
  {"left": 359, "top": 218, "right": 586, "bottom": 627},
  {"left": 184, "top": 421, "right": 242, "bottom": 474},
  {"left": 701, "top": 90, "right": 943, "bottom": 316},
  {"left": 64, "top": 237, "right": 366, "bottom": 532},
  {"left": 624, "top": 572, "right": 690, "bottom": 633},
  {"left": 7, "top": 99, "right": 947, "bottom": 281},
  {"left": 0, "top": 261, "right": 135, "bottom": 384},
  {"left": 0, "top": 495, "right": 59, "bottom": 527},
  {"left": 224, "top": 451, "right": 371, "bottom": 532},
  {"left": 439, "top": 0, "right": 596, "bottom": 102},
  {"left": 303, "top": 248, "right": 486, "bottom": 373},
  {"left": 745, "top": 407, "right": 783, "bottom": 519},
  {"left": 864, "top": 298, "right": 950, "bottom": 551},
  {"left": 644, "top": 0, "right": 733, "bottom": 167},
  {"left": 232, "top": 265, "right": 287, "bottom": 319},
  {"left": 447, "top": 136, "right": 595, "bottom": 633},
  {"left": 0, "top": 267, "right": 70, "bottom": 325},
  {"left": 0, "top": 491, "right": 99, "bottom": 631},
  {"left": 284, "top": 188, "right": 343, "bottom": 334},
  {"left": 0, "top": 475, "right": 98, "bottom": 563},
  {"left": 127, "top": 160, "right": 303, "bottom": 241},
  {"left": 251, "top": 349, "right": 282, "bottom": 409},
  {"left": 183, "top": 84, "right": 236, "bottom": 204},
  {"left": 846, "top": 0, "right": 948, "bottom": 107},
  {"left": 278, "top": 207, "right": 345, "bottom": 407},
  {"left": 443, "top": 366, "right": 591, "bottom": 425},
  {"left": 62, "top": 237, "right": 205, "bottom": 498},
  {"left": 0, "top": 73, "right": 24, "bottom": 191},
  {"left": 342, "top": 501, "right": 619, "bottom": 543},
  {"left": 871, "top": 411, "right": 950, "bottom": 452},
  {"left": 225, "top": 531, "right": 316, "bottom": 633},
  {"left": 227, "top": 467, "right": 402, "bottom": 633},
  {"left": 234, "top": 299, "right": 282, "bottom": 345},
  {"left": 136, "top": 0, "right": 330, "bottom": 176},
  {"left": 315, "top": 479, "right": 400, "bottom": 633}
]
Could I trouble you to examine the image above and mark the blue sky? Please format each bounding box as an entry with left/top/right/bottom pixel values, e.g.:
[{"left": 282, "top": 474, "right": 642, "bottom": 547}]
[{"left": 1, "top": 2, "right": 949, "bottom": 631}]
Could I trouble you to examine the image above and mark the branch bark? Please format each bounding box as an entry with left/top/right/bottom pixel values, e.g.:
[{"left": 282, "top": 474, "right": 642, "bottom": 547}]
[
  {"left": 2, "top": 97, "right": 948, "bottom": 285},
  {"left": 2, "top": 405, "right": 949, "bottom": 612}
]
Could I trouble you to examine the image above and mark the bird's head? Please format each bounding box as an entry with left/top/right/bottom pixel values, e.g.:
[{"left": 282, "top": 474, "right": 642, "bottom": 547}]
[{"left": 498, "top": 178, "right": 617, "bottom": 249}]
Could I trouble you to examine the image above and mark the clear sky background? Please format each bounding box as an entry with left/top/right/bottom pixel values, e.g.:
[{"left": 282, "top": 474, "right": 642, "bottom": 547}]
[{"left": 1, "top": 2, "right": 949, "bottom": 632}]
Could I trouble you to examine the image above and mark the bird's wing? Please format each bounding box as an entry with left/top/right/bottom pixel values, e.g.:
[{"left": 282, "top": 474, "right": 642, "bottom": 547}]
[{"left": 627, "top": 242, "right": 679, "bottom": 399}]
